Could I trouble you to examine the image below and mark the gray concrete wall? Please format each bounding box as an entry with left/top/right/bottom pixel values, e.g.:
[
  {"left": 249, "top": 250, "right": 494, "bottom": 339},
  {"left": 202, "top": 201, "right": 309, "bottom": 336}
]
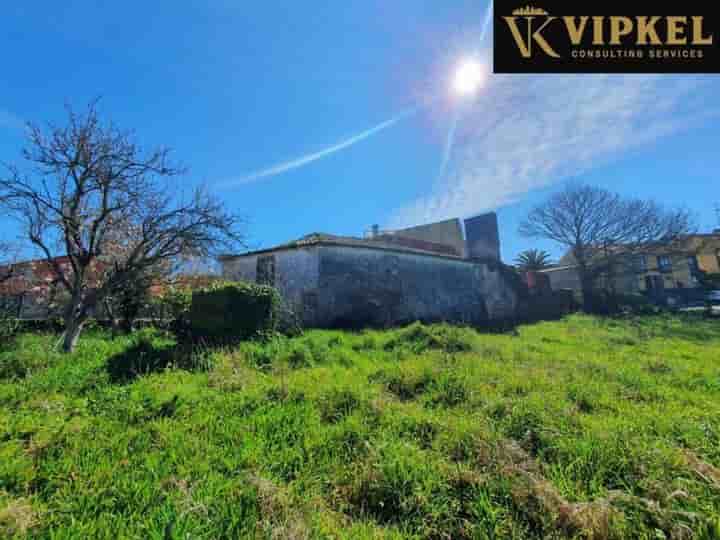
[
  {"left": 315, "top": 245, "right": 516, "bottom": 327},
  {"left": 391, "top": 218, "right": 465, "bottom": 257}
]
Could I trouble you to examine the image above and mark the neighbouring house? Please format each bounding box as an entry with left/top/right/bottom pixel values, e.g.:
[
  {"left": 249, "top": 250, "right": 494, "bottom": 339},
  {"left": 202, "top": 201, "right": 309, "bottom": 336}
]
[
  {"left": 219, "top": 213, "right": 519, "bottom": 328},
  {"left": 540, "top": 232, "right": 720, "bottom": 306},
  {"left": 0, "top": 256, "right": 123, "bottom": 320},
  {"left": 0, "top": 256, "right": 78, "bottom": 319},
  {"left": 0, "top": 254, "right": 223, "bottom": 321}
]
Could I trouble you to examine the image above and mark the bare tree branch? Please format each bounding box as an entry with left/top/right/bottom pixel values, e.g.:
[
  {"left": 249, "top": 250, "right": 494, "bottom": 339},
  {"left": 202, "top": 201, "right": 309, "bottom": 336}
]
[
  {"left": 519, "top": 182, "right": 694, "bottom": 311},
  {"left": 0, "top": 102, "right": 245, "bottom": 351}
]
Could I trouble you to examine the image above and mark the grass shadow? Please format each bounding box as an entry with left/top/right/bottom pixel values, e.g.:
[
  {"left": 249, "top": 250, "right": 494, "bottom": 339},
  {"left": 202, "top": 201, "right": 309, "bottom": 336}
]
[{"left": 106, "top": 336, "right": 211, "bottom": 383}]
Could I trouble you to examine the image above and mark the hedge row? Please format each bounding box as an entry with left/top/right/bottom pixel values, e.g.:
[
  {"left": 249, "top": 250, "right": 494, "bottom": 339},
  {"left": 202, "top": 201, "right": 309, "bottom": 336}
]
[{"left": 188, "top": 280, "right": 280, "bottom": 342}]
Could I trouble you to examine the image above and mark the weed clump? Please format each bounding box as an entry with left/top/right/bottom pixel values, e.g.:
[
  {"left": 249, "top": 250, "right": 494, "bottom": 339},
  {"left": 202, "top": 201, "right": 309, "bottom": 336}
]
[
  {"left": 427, "top": 372, "right": 470, "bottom": 408},
  {"left": 383, "top": 322, "right": 475, "bottom": 354},
  {"left": 249, "top": 474, "right": 311, "bottom": 539},
  {"left": 351, "top": 333, "right": 379, "bottom": 351},
  {"left": 567, "top": 385, "right": 600, "bottom": 414},
  {"left": 316, "top": 389, "right": 362, "bottom": 423},
  {"left": 0, "top": 334, "right": 59, "bottom": 380},
  {"left": 339, "top": 443, "right": 448, "bottom": 530},
  {"left": 0, "top": 495, "right": 39, "bottom": 537},
  {"left": 395, "top": 416, "right": 438, "bottom": 449},
  {"left": 370, "top": 367, "right": 434, "bottom": 401}
]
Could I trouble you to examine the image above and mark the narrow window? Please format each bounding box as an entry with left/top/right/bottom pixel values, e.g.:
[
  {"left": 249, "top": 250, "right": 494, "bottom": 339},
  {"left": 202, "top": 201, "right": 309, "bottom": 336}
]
[{"left": 657, "top": 255, "right": 672, "bottom": 273}]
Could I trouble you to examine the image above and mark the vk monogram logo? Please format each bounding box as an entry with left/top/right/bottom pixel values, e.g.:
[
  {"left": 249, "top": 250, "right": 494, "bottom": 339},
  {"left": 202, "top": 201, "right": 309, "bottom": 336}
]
[
  {"left": 494, "top": 1, "right": 718, "bottom": 73},
  {"left": 502, "top": 7, "right": 560, "bottom": 58}
]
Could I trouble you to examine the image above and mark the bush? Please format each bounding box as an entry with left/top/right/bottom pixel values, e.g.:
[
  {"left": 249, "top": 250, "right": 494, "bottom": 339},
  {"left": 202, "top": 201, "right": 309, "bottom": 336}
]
[
  {"left": 154, "top": 284, "right": 193, "bottom": 338},
  {"left": 614, "top": 293, "right": 657, "bottom": 315},
  {"left": 0, "top": 318, "right": 21, "bottom": 344},
  {"left": 190, "top": 281, "right": 280, "bottom": 343}
]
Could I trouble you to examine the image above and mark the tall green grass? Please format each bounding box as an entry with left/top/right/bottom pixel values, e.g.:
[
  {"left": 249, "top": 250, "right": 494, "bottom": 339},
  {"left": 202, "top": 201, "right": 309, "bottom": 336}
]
[{"left": 1, "top": 315, "right": 719, "bottom": 538}]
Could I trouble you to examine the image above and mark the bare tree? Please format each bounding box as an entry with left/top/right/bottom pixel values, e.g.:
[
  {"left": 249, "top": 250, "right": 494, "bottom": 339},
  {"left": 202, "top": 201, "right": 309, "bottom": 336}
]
[
  {"left": 519, "top": 183, "right": 693, "bottom": 311},
  {"left": 0, "top": 102, "right": 243, "bottom": 351}
]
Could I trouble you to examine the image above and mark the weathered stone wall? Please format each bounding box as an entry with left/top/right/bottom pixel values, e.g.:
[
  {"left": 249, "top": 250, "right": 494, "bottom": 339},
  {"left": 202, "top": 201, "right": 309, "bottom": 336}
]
[
  {"left": 221, "top": 247, "right": 320, "bottom": 323},
  {"left": 315, "top": 245, "right": 516, "bottom": 327},
  {"left": 221, "top": 255, "right": 257, "bottom": 283}
]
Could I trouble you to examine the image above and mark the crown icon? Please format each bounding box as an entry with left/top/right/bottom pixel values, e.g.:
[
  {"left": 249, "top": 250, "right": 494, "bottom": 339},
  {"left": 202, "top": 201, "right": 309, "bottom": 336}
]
[{"left": 512, "top": 5, "right": 549, "bottom": 15}]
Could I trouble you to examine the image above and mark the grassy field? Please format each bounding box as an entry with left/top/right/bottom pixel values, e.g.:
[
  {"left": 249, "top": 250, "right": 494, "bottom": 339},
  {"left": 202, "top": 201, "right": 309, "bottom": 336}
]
[{"left": 1, "top": 315, "right": 720, "bottom": 539}]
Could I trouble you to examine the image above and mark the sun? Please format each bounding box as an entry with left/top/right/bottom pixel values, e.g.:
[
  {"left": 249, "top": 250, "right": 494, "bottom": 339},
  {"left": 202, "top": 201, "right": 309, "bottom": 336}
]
[{"left": 452, "top": 59, "right": 486, "bottom": 96}]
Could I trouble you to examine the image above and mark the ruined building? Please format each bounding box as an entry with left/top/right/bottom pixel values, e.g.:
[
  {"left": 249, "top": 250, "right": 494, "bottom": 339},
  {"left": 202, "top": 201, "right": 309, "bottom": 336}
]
[{"left": 219, "top": 213, "right": 518, "bottom": 327}]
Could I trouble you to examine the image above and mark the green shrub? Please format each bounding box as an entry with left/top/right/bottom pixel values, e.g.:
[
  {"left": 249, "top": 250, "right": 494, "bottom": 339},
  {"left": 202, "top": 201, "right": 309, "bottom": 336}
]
[
  {"left": 155, "top": 283, "right": 193, "bottom": 339},
  {"left": 189, "top": 281, "right": 280, "bottom": 343},
  {"left": 615, "top": 293, "right": 658, "bottom": 315}
]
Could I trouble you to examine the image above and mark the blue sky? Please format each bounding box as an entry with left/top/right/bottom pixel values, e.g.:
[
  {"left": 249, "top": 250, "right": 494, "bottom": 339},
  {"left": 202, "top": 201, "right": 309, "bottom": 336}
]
[{"left": 1, "top": 1, "right": 719, "bottom": 264}]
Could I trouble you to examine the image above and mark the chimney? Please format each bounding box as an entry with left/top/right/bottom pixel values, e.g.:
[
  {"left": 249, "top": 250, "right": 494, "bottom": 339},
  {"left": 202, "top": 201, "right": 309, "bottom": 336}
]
[{"left": 464, "top": 212, "right": 500, "bottom": 261}]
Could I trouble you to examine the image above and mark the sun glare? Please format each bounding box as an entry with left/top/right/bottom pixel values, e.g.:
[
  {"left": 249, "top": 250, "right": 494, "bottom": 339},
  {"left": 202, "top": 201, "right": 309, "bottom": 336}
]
[{"left": 452, "top": 59, "right": 486, "bottom": 96}]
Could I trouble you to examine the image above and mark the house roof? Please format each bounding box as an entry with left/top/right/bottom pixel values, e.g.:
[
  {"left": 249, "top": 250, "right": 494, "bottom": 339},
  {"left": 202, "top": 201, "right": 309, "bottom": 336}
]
[
  {"left": 218, "top": 232, "right": 465, "bottom": 261},
  {"left": 557, "top": 233, "right": 720, "bottom": 266},
  {"left": 539, "top": 264, "right": 578, "bottom": 273}
]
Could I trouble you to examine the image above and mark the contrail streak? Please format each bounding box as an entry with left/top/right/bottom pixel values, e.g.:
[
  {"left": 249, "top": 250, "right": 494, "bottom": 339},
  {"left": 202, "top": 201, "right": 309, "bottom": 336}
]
[
  {"left": 219, "top": 104, "right": 422, "bottom": 186},
  {"left": 479, "top": 0, "right": 494, "bottom": 46},
  {"left": 435, "top": 107, "right": 461, "bottom": 185},
  {"left": 220, "top": 1, "right": 494, "bottom": 189}
]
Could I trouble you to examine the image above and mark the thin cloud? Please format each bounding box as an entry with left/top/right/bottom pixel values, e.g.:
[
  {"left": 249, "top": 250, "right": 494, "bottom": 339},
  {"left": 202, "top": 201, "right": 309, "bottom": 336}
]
[
  {"left": 217, "top": 104, "right": 422, "bottom": 187},
  {"left": 389, "top": 73, "right": 719, "bottom": 228}
]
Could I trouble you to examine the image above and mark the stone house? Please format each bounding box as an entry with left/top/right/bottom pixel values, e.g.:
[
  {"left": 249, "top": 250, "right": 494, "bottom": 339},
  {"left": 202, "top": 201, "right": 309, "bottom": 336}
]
[{"left": 219, "top": 214, "right": 519, "bottom": 327}]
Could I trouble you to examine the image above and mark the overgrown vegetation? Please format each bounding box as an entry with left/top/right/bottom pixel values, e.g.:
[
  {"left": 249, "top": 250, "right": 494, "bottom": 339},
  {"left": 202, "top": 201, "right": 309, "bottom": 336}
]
[
  {"left": 189, "top": 281, "right": 280, "bottom": 343},
  {"left": 1, "top": 315, "right": 720, "bottom": 538}
]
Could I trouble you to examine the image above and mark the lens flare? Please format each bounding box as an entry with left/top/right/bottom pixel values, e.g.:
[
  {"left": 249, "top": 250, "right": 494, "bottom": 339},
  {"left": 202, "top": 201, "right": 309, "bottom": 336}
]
[{"left": 453, "top": 59, "right": 486, "bottom": 96}]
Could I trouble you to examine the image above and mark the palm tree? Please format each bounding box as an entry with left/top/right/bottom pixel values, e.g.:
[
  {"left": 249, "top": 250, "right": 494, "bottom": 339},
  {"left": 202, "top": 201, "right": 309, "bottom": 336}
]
[{"left": 515, "top": 249, "right": 553, "bottom": 272}]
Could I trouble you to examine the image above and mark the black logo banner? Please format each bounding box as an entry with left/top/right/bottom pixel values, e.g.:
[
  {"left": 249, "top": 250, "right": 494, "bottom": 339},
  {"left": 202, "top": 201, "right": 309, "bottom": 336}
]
[{"left": 494, "top": 0, "right": 719, "bottom": 73}]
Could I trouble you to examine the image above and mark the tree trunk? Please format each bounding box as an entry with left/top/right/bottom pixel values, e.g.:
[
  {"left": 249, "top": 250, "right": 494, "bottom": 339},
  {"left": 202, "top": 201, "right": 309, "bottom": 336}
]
[{"left": 61, "top": 315, "right": 85, "bottom": 353}]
